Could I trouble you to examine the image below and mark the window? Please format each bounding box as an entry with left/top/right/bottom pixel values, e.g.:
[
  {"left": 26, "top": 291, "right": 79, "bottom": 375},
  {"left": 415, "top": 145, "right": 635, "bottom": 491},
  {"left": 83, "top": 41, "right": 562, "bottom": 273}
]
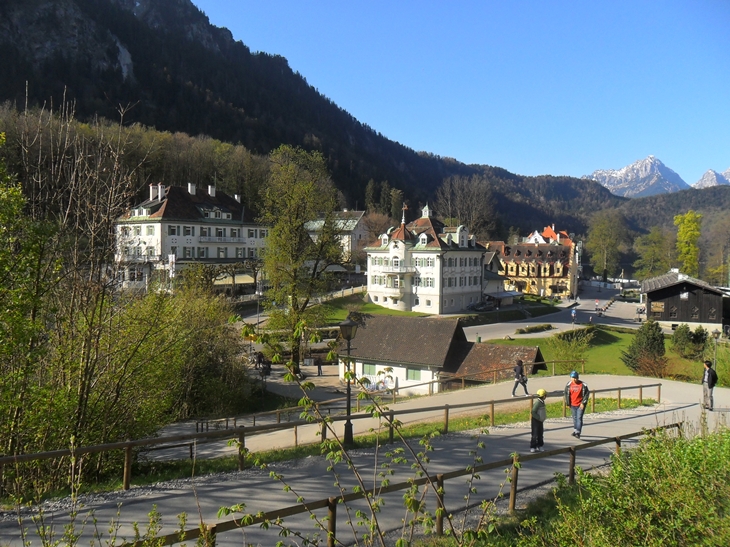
[
  {"left": 200, "top": 227, "right": 210, "bottom": 237},
  {"left": 669, "top": 306, "right": 678, "bottom": 319},
  {"left": 134, "top": 246, "right": 142, "bottom": 256},
  {"left": 426, "top": 299, "right": 432, "bottom": 307},
  {"left": 383, "top": 297, "right": 388, "bottom": 303},
  {"left": 248, "top": 229, "right": 257, "bottom": 238},
  {"left": 218, "top": 247, "right": 227, "bottom": 258},
  {"left": 414, "top": 297, "right": 420, "bottom": 306},
  {"left": 198, "top": 247, "right": 207, "bottom": 258},
  {"left": 363, "top": 363, "right": 376, "bottom": 375},
  {"left": 146, "top": 225, "right": 155, "bottom": 236},
  {"left": 121, "top": 227, "right": 130, "bottom": 237},
  {"left": 392, "top": 258, "right": 399, "bottom": 267},
  {"left": 216, "top": 228, "right": 225, "bottom": 237},
  {"left": 183, "top": 247, "right": 192, "bottom": 258},
  {"left": 214, "top": 211, "right": 221, "bottom": 219},
  {"left": 168, "top": 226, "right": 178, "bottom": 236},
  {"left": 249, "top": 248, "right": 257, "bottom": 257},
  {"left": 230, "top": 228, "right": 240, "bottom": 238},
  {"left": 427, "top": 258, "right": 434, "bottom": 267},
  {"left": 146, "top": 247, "right": 154, "bottom": 256},
  {"left": 407, "top": 368, "right": 421, "bottom": 381},
  {"left": 392, "top": 299, "right": 398, "bottom": 305},
  {"left": 183, "top": 226, "right": 193, "bottom": 236},
  {"left": 384, "top": 258, "right": 389, "bottom": 266},
  {"left": 373, "top": 295, "right": 378, "bottom": 302},
  {"left": 236, "top": 247, "right": 244, "bottom": 258},
  {"left": 134, "top": 226, "right": 142, "bottom": 236},
  {"left": 691, "top": 307, "right": 700, "bottom": 320},
  {"left": 709, "top": 308, "right": 717, "bottom": 320},
  {"left": 371, "top": 256, "right": 376, "bottom": 265},
  {"left": 450, "top": 299, "right": 454, "bottom": 306},
  {"left": 415, "top": 276, "right": 422, "bottom": 286},
  {"left": 260, "top": 229, "right": 268, "bottom": 238},
  {"left": 170, "top": 246, "right": 177, "bottom": 256}
]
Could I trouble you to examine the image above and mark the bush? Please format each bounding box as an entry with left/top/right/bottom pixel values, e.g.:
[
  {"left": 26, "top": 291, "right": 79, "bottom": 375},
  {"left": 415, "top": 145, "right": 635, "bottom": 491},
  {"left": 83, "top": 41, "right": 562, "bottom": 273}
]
[
  {"left": 515, "top": 324, "right": 553, "bottom": 334},
  {"left": 671, "top": 324, "right": 708, "bottom": 360},
  {"left": 621, "top": 318, "right": 666, "bottom": 376}
]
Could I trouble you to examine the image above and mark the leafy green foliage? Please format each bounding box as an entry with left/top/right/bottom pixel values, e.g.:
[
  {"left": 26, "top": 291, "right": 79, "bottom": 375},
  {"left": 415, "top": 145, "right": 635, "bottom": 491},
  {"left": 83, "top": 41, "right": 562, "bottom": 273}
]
[
  {"left": 632, "top": 226, "right": 675, "bottom": 280},
  {"left": 674, "top": 210, "right": 702, "bottom": 277},
  {"left": 585, "top": 209, "right": 630, "bottom": 279}
]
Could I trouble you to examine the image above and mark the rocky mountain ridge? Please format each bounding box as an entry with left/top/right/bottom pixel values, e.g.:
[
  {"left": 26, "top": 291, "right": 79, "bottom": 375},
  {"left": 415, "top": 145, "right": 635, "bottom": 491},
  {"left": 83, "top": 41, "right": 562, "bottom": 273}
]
[{"left": 585, "top": 156, "right": 729, "bottom": 197}]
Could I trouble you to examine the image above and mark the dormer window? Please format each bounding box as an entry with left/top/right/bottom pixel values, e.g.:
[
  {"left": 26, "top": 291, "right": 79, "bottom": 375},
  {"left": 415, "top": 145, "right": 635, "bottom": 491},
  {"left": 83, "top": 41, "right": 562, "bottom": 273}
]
[
  {"left": 382, "top": 235, "right": 388, "bottom": 246},
  {"left": 420, "top": 234, "right": 428, "bottom": 245}
]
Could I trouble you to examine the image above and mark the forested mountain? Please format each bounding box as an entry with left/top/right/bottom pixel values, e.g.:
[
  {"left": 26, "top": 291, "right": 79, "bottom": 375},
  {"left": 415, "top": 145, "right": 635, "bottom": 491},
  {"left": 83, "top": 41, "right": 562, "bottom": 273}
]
[{"left": 1, "top": 0, "right": 727, "bottom": 242}]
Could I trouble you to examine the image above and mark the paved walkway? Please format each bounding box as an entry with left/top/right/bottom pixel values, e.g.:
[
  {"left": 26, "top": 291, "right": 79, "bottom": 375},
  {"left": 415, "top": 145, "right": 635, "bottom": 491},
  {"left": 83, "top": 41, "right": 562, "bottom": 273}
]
[{"left": 2, "top": 375, "right": 726, "bottom": 547}]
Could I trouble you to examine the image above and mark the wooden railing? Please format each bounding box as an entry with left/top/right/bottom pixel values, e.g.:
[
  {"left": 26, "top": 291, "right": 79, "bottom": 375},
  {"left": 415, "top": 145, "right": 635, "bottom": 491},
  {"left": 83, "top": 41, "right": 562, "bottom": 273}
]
[
  {"left": 118, "top": 422, "right": 682, "bottom": 547},
  {"left": 0, "top": 383, "right": 662, "bottom": 492}
]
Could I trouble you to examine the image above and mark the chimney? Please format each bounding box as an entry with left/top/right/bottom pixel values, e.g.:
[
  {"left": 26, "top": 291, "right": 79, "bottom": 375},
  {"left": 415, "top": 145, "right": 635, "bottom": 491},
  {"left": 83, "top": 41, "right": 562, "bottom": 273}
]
[
  {"left": 208, "top": 185, "right": 216, "bottom": 197},
  {"left": 157, "top": 183, "right": 165, "bottom": 200},
  {"left": 188, "top": 182, "right": 196, "bottom": 195},
  {"left": 234, "top": 194, "right": 241, "bottom": 203},
  {"left": 149, "top": 184, "right": 158, "bottom": 201}
]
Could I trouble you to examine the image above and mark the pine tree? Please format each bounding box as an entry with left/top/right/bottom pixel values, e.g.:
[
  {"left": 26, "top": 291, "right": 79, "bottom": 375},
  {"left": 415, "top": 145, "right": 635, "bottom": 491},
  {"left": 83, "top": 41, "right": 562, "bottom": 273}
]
[{"left": 621, "top": 318, "right": 667, "bottom": 376}]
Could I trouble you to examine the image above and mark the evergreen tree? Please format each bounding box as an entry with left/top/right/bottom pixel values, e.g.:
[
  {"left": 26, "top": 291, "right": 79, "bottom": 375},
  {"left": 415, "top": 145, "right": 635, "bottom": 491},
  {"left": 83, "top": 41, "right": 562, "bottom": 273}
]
[
  {"left": 390, "top": 188, "right": 404, "bottom": 221},
  {"left": 621, "top": 318, "right": 667, "bottom": 376},
  {"left": 379, "top": 180, "right": 391, "bottom": 216},
  {"left": 364, "top": 179, "right": 377, "bottom": 212}
]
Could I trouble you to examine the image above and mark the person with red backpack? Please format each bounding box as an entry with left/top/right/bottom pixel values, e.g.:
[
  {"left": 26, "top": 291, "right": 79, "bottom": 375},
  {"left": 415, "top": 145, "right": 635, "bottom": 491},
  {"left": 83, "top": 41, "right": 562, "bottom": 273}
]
[{"left": 564, "top": 371, "right": 589, "bottom": 439}]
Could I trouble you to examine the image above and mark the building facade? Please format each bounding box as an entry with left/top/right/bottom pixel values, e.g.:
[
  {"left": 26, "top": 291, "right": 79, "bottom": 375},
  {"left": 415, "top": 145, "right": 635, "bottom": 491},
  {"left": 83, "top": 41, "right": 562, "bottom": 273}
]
[
  {"left": 306, "top": 210, "right": 368, "bottom": 263},
  {"left": 485, "top": 225, "right": 580, "bottom": 298},
  {"left": 365, "top": 205, "right": 485, "bottom": 314},
  {"left": 115, "top": 183, "right": 267, "bottom": 289}
]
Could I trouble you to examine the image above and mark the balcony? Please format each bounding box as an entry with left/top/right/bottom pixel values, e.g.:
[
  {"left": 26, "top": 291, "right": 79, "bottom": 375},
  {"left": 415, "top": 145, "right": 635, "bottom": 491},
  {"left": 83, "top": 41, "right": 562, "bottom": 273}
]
[
  {"left": 380, "top": 286, "right": 406, "bottom": 295},
  {"left": 199, "top": 236, "right": 249, "bottom": 244},
  {"left": 379, "top": 265, "right": 416, "bottom": 274}
]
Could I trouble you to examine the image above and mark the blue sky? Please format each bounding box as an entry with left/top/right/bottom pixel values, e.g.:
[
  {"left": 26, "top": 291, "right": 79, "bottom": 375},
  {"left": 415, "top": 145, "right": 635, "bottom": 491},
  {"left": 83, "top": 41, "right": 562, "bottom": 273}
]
[{"left": 192, "top": 1, "right": 730, "bottom": 184}]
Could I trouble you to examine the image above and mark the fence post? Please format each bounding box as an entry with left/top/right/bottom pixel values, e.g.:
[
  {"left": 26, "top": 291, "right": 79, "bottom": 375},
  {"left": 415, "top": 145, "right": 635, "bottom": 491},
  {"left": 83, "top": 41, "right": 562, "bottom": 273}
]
[
  {"left": 615, "top": 437, "right": 621, "bottom": 455},
  {"left": 294, "top": 425, "right": 298, "bottom": 447},
  {"left": 657, "top": 384, "right": 661, "bottom": 404},
  {"left": 225, "top": 418, "right": 229, "bottom": 429},
  {"left": 327, "top": 497, "right": 337, "bottom": 547},
  {"left": 552, "top": 362, "right": 555, "bottom": 376},
  {"left": 581, "top": 359, "right": 585, "bottom": 374},
  {"left": 123, "top": 445, "right": 132, "bottom": 491},
  {"left": 189, "top": 443, "right": 194, "bottom": 461},
  {"left": 562, "top": 397, "right": 567, "bottom": 418},
  {"left": 509, "top": 454, "right": 519, "bottom": 514},
  {"left": 492, "top": 371, "right": 496, "bottom": 384},
  {"left": 357, "top": 397, "right": 360, "bottom": 412},
  {"left": 393, "top": 389, "right": 397, "bottom": 404},
  {"left": 591, "top": 391, "right": 595, "bottom": 413},
  {"left": 639, "top": 385, "right": 643, "bottom": 405},
  {"left": 568, "top": 447, "right": 576, "bottom": 485},
  {"left": 238, "top": 430, "right": 246, "bottom": 471},
  {"left": 435, "top": 474, "right": 445, "bottom": 536},
  {"left": 205, "top": 524, "right": 217, "bottom": 547},
  {"left": 321, "top": 421, "right": 328, "bottom": 440},
  {"left": 617, "top": 387, "right": 622, "bottom": 409},
  {"left": 429, "top": 381, "right": 433, "bottom": 396},
  {"left": 389, "top": 410, "right": 395, "bottom": 444},
  {"left": 233, "top": 417, "right": 237, "bottom": 428},
  {"left": 277, "top": 411, "right": 281, "bottom": 424},
  {"left": 443, "top": 405, "right": 450, "bottom": 434},
  {"left": 490, "top": 401, "right": 495, "bottom": 427}
]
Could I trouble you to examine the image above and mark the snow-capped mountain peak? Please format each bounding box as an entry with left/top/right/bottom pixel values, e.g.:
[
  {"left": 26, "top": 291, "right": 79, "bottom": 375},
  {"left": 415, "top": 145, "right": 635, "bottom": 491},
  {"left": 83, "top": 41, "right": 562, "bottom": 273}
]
[
  {"left": 584, "top": 156, "right": 690, "bottom": 198},
  {"left": 693, "top": 169, "right": 730, "bottom": 189}
]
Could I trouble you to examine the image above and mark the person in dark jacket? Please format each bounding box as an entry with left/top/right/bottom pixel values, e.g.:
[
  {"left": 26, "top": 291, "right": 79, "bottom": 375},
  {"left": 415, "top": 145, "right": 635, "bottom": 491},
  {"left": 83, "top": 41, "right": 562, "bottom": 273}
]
[
  {"left": 530, "top": 388, "right": 548, "bottom": 453},
  {"left": 564, "top": 371, "right": 589, "bottom": 438},
  {"left": 702, "top": 360, "right": 719, "bottom": 411},
  {"left": 512, "top": 359, "right": 529, "bottom": 397}
]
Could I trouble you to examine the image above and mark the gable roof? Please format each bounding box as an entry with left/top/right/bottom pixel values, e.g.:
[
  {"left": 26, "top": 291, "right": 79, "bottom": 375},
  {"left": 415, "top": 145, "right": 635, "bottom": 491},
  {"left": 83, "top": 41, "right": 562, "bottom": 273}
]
[
  {"left": 120, "top": 185, "right": 253, "bottom": 223},
  {"left": 348, "top": 316, "right": 466, "bottom": 368},
  {"left": 305, "top": 210, "right": 365, "bottom": 233},
  {"left": 446, "top": 343, "right": 546, "bottom": 379},
  {"left": 641, "top": 271, "right": 723, "bottom": 295}
]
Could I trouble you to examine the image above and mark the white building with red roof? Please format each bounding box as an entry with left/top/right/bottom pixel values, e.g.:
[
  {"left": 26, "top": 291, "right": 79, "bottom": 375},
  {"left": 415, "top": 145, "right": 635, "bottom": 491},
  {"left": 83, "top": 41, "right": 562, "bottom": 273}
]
[{"left": 365, "top": 205, "right": 486, "bottom": 314}]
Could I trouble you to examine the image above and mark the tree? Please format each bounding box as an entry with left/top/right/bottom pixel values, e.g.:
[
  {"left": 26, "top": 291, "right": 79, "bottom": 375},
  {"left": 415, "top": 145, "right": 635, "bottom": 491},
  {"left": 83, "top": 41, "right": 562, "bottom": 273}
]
[
  {"left": 259, "top": 145, "right": 342, "bottom": 368},
  {"left": 390, "top": 187, "right": 404, "bottom": 221},
  {"left": 674, "top": 210, "right": 702, "bottom": 277},
  {"left": 585, "top": 210, "right": 629, "bottom": 281},
  {"left": 364, "top": 179, "right": 377, "bottom": 212},
  {"left": 361, "top": 212, "right": 394, "bottom": 241},
  {"left": 632, "top": 226, "right": 675, "bottom": 280},
  {"left": 621, "top": 319, "right": 667, "bottom": 377},
  {"left": 379, "top": 180, "right": 391, "bottom": 217},
  {"left": 434, "top": 175, "right": 499, "bottom": 239}
]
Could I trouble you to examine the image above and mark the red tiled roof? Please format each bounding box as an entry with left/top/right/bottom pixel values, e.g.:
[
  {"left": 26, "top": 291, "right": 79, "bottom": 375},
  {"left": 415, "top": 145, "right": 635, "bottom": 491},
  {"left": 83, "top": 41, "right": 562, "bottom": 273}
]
[{"left": 448, "top": 343, "right": 546, "bottom": 378}]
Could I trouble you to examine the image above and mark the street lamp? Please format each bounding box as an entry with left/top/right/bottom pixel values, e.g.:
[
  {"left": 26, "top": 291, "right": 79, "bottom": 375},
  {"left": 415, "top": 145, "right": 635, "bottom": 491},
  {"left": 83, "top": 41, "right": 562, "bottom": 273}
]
[
  {"left": 339, "top": 318, "right": 359, "bottom": 447},
  {"left": 712, "top": 329, "right": 721, "bottom": 368}
]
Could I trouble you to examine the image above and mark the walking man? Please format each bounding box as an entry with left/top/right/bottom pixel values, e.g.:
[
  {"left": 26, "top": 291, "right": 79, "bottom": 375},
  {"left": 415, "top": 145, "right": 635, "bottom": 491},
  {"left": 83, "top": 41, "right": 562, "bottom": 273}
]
[
  {"left": 564, "top": 371, "right": 589, "bottom": 439},
  {"left": 512, "top": 359, "right": 529, "bottom": 397},
  {"left": 702, "top": 360, "right": 718, "bottom": 411},
  {"left": 530, "top": 388, "right": 547, "bottom": 453}
]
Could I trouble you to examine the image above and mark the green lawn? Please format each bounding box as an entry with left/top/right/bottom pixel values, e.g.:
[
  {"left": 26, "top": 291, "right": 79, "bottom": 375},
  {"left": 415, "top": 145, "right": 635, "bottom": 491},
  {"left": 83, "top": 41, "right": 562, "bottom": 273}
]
[{"left": 325, "top": 294, "right": 430, "bottom": 322}]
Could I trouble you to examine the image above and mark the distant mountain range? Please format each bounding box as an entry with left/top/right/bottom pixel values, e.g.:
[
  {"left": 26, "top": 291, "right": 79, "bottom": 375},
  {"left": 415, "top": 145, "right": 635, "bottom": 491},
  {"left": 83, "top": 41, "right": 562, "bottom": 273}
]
[{"left": 585, "top": 156, "right": 730, "bottom": 198}]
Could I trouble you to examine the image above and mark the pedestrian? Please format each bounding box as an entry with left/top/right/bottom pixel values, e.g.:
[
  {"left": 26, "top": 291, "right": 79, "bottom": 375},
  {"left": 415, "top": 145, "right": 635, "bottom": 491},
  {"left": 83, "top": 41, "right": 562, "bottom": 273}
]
[
  {"left": 512, "top": 359, "right": 529, "bottom": 397},
  {"left": 316, "top": 357, "right": 323, "bottom": 376},
  {"left": 256, "top": 351, "right": 264, "bottom": 370},
  {"left": 702, "top": 360, "right": 718, "bottom": 411},
  {"left": 564, "top": 371, "right": 589, "bottom": 439},
  {"left": 530, "top": 388, "right": 547, "bottom": 453}
]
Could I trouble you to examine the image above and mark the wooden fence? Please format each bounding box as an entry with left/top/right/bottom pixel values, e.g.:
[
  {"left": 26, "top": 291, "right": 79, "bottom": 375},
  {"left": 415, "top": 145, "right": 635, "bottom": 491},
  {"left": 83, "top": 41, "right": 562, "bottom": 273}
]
[
  {"left": 118, "top": 421, "right": 682, "bottom": 547},
  {"left": 0, "top": 383, "right": 661, "bottom": 492}
]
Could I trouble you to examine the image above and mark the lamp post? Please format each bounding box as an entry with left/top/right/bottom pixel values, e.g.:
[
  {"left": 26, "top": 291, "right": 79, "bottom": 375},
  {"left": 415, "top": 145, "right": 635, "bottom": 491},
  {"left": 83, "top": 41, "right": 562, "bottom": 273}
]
[
  {"left": 339, "top": 318, "right": 358, "bottom": 447},
  {"left": 255, "top": 277, "right": 262, "bottom": 334},
  {"left": 712, "top": 329, "right": 721, "bottom": 368}
]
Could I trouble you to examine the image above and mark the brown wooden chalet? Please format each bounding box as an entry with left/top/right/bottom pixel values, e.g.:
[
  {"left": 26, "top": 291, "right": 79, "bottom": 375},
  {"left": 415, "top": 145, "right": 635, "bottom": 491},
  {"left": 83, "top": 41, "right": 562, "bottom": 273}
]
[{"left": 641, "top": 270, "right": 727, "bottom": 331}]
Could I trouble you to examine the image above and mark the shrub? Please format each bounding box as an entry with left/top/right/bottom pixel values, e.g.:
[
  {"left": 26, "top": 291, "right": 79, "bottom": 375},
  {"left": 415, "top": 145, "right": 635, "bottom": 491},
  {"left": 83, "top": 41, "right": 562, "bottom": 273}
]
[
  {"left": 621, "top": 318, "right": 665, "bottom": 375},
  {"left": 515, "top": 324, "right": 553, "bottom": 334}
]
